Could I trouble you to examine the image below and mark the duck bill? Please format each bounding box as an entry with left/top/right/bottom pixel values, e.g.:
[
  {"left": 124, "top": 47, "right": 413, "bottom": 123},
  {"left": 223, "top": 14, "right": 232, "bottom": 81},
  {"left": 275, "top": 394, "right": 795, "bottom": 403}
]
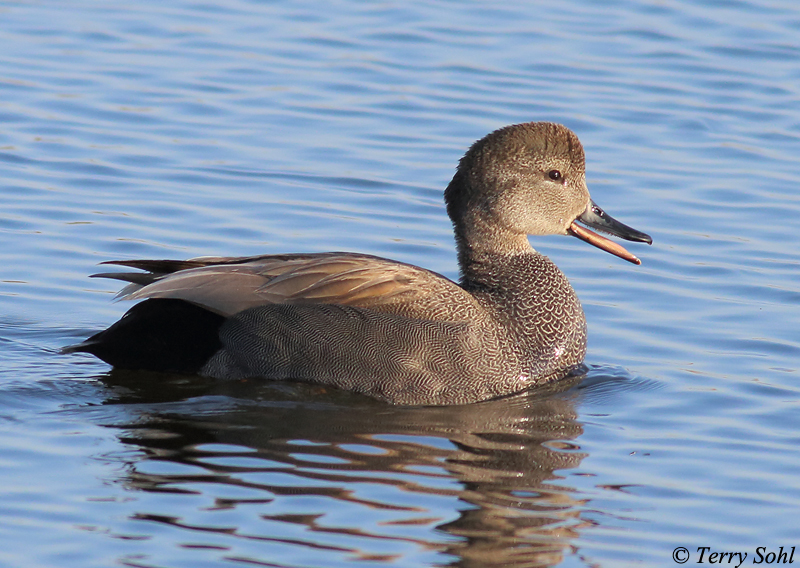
[{"left": 568, "top": 200, "right": 652, "bottom": 265}]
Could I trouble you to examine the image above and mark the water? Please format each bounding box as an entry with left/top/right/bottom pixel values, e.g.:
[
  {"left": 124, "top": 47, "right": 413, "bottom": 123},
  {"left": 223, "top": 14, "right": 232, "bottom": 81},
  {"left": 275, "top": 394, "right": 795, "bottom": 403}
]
[{"left": 1, "top": 0, "right": 799, "bottom": 566}]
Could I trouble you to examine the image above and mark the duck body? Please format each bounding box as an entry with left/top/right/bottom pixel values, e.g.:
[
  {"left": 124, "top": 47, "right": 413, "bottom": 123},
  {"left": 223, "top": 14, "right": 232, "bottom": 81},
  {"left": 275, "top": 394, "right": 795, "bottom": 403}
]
[{"left": 66, "top": 122, "right": 650, "bottom": 405}]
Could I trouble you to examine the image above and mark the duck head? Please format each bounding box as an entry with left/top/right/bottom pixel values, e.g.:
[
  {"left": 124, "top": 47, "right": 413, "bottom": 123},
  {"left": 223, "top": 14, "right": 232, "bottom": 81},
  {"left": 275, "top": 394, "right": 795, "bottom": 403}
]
[{"left": 445, "top": 122, "right": 652, "bottom": 264}]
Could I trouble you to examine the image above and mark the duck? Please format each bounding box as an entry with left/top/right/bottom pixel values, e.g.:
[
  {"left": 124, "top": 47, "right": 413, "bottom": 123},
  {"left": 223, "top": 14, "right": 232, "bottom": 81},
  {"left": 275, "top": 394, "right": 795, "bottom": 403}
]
[{"left": 64, "top": 122, "right": 651, "bottom": 405}]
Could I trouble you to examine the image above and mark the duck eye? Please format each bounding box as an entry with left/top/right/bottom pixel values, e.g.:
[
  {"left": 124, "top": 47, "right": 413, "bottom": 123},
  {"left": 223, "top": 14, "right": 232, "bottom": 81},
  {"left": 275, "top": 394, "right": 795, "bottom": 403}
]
[{"left": 548, "top": 169, "right": 562, "bottom": 181}]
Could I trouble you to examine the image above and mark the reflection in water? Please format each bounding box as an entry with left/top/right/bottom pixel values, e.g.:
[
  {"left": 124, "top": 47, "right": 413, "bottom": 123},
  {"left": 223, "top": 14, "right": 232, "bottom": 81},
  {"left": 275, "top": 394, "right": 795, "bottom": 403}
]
[{"left": 98, "top": 372, "right": 590, "bottom": 567}]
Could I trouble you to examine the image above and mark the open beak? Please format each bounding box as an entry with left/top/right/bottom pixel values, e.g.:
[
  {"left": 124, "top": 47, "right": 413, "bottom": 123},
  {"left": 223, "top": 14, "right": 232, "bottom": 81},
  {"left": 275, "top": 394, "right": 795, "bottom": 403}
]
[{"left": 568, "top": 200, "right": 652, "bottom": 265}]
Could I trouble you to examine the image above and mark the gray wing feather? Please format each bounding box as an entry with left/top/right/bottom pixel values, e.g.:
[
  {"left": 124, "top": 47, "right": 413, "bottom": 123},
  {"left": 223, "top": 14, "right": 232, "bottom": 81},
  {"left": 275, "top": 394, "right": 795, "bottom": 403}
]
[{"left": 95, "top": 252, "right": 473, "bottom": 318}]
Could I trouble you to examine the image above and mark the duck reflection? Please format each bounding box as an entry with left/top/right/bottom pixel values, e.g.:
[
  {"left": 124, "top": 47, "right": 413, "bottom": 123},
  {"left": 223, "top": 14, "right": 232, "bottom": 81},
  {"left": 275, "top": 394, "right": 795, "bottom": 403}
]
[{"left": 98, "top": 372, "right": 591, "bottom": 567}]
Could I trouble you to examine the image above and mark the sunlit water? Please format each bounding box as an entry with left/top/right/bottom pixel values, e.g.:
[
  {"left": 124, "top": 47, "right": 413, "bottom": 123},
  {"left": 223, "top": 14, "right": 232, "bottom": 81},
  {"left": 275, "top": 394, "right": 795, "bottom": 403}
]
[{"left": 1, "top": 1, "right": 799, "bottom": 567}]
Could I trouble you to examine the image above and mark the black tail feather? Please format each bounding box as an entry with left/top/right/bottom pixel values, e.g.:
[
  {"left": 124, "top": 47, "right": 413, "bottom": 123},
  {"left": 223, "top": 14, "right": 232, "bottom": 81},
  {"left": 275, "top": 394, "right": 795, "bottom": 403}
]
[{"left": 64, "top": 299, "right": 225, "bottom": 374}]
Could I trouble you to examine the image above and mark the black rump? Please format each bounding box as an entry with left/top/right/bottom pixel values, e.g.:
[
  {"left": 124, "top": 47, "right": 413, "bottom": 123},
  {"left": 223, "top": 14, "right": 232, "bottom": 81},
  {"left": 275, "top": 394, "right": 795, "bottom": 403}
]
[{"left": 64, "top": 298, "right": 225, "bottom": 374}]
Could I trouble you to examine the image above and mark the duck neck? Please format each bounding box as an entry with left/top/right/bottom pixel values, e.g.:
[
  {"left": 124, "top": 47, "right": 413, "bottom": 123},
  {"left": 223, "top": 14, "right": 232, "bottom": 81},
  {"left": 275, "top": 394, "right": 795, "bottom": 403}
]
[
  {"left": 452, "top": 216, "right": 533, "bottom": 290},
  {"left": 454, "top": 222, "right": 587, "bottom": 377}
]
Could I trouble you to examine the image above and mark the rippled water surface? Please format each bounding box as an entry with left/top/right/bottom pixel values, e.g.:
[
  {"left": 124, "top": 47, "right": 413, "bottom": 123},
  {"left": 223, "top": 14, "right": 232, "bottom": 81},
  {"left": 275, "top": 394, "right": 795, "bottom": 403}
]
[{"left": 2, "top": 1, "right": 799, "bottom": 566}]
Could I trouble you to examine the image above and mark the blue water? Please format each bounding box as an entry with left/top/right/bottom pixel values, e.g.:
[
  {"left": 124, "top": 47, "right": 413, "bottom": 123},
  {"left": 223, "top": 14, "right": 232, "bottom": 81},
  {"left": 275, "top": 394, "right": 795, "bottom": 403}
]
[{"left": 2, "top": 0, "right": 799, "bottom": 566}]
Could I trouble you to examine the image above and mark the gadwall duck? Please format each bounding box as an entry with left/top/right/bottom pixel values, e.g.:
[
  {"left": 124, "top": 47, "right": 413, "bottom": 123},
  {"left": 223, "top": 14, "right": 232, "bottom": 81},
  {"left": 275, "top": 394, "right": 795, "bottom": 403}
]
[{"left": 65, "top": 122, "right": 651, "bottom": 405}]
